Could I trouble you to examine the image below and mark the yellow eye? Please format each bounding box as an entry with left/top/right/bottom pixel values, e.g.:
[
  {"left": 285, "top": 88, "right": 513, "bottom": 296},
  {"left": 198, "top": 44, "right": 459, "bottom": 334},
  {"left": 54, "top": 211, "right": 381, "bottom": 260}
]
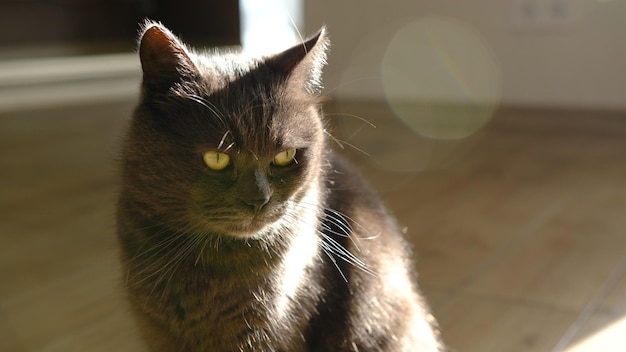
[
  {"left": 203, "top": 151, "right": 230, "bottom": 170},
  {"left": 273, "top": 148, "right": 297, "bottom": 166}
]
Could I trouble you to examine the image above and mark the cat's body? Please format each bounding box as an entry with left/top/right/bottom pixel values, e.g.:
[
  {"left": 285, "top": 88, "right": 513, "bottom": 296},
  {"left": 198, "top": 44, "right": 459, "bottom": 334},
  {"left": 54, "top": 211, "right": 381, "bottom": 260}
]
[{"left": 118, "top": 22, "right": 442, "bottom": 352}]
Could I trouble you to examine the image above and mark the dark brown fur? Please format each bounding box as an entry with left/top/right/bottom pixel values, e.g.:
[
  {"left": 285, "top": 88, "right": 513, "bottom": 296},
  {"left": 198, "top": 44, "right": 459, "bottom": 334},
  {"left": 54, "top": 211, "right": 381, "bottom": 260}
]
[{"left": 117, "top": 21, "right": 443, "bottom": 351}]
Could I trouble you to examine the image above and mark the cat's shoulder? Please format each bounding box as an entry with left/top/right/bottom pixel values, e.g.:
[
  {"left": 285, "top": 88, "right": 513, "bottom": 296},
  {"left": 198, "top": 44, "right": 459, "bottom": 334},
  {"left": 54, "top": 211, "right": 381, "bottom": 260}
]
[{"left": 325, "top": 153, "right": 383, "bottom": 208}]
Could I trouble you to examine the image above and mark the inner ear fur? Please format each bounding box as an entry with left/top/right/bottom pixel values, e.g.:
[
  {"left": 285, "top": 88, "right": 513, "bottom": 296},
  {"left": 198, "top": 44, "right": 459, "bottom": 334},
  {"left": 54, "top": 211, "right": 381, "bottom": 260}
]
[{"left": 266, "top": 27, "right": 330, "bottom": 93}]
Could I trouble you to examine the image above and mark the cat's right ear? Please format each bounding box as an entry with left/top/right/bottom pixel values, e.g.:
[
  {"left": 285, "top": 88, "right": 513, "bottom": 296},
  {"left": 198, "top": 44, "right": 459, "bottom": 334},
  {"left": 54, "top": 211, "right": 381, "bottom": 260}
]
[{"left": 138, "top": 21, "right": 198, "bottom": 93}]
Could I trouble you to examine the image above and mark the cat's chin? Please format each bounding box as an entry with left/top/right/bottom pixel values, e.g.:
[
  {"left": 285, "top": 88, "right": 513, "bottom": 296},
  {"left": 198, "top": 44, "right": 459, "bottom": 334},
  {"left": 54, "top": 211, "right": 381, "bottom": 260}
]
[{"left": 224, "top": 221, "right": 271, "bottom": 238}]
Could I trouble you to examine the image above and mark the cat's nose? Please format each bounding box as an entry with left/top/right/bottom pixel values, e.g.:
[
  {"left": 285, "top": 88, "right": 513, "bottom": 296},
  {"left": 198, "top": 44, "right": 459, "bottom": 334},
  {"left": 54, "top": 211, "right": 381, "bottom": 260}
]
[
  {"left": 239, "top": 169, "right": 272, "bottom": 213},
  {"left": 242, "top": 195, "right": 271, "bottom": 213}
]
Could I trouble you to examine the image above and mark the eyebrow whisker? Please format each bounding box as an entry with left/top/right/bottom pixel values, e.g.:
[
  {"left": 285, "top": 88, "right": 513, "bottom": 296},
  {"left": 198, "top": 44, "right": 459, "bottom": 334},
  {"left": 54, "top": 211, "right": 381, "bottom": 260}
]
[{"left": 218, "top": 130, "right": 232, "bottom": 150}]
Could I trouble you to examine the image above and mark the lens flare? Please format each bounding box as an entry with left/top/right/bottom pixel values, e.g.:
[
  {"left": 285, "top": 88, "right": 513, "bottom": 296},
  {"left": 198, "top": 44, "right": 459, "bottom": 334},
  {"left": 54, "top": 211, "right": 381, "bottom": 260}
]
[{"left": 381, "top": 17, "right": 501, "bottom": 140}]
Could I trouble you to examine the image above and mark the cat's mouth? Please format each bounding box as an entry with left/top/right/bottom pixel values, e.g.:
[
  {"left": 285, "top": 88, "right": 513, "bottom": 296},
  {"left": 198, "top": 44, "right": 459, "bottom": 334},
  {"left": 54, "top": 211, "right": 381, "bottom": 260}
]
[
  {"left": 194, "top": 207, "right": 284, "bottom": 238},
  {"left": 223, "top": 213, "right": 284, "bottom": 238}
]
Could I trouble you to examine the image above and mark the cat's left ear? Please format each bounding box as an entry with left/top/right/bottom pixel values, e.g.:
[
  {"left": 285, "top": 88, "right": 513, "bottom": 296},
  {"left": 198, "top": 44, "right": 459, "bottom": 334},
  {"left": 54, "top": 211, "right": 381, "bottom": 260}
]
[{"left": 266, "top": 27, "right": 330, "bottom": 94}]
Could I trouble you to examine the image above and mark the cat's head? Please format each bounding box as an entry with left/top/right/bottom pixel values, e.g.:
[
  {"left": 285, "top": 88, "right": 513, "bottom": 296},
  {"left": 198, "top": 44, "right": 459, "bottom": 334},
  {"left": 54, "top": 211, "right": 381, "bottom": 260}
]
[{"left": 122, "top": 22, "right": 330, "bottom": 239}]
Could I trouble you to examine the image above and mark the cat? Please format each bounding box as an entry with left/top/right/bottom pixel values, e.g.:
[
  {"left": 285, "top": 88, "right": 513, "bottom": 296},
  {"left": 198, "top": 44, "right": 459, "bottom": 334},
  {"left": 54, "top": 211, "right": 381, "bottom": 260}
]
[{"left": 117, "top": 21, "right": 443, "bottom": 352}]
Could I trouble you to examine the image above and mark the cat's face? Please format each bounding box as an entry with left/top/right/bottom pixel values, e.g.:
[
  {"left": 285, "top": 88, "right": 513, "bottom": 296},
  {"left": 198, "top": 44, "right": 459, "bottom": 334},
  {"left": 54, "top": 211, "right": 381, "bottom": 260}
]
[{"left": 122, "top": 23, "right": 329, "bottom": 239}]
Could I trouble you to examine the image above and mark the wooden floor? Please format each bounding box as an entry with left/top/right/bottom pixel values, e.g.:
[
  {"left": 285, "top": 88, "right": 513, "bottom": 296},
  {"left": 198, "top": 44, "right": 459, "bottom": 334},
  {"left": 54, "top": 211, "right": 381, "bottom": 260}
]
[{"left": 1, "top": 99, "right": 624, "bottom": 352}]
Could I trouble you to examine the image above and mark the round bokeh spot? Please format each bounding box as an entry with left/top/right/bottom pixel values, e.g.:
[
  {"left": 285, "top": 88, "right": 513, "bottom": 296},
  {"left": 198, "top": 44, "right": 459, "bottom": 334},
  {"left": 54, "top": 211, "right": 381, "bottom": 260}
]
[{"left": 381, "top": 17, "right": 501, "bottom": 140}]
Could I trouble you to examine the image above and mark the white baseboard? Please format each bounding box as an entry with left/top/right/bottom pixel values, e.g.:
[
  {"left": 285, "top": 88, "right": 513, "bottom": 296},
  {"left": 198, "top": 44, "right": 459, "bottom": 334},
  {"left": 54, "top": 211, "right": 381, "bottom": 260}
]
[{"left": 0, "top": 53, "right": 141, "bottom": 113}]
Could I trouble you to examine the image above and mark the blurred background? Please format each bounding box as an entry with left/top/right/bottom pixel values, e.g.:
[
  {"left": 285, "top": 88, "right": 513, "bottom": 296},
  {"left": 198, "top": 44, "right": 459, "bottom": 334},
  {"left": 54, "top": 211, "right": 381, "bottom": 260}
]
[{"left": 1, "top": 1, "right": 624, "bottom": 351}]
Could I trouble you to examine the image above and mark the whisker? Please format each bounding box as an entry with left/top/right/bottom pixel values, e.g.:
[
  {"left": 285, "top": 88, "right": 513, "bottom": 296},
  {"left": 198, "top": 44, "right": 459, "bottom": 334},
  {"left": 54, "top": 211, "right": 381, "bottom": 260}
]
[
  {"left": 346, "top": 123, "right": 368, "bottom": 143},
  {"left": 186, "top": 93, "right": 228, "bottom": 126},
  {"left": 320, "top": 76, "right": 381, "bottom": 97},
  {"left": 334, "top": 138, "right": 371, "bottom": 157},
  {"left": 195, "top": 236, "right": 209, "bottom": 266},
  {"left": 320, "top": 245, "right": 348, "bottom": 282},
  {"left": 319, "top": 232, "right": 376, "bottom": 276},
  {"left": 323, "top": 130, "right": 372, "bottom": 157},
  {"left": 218, "top": 130, "right": 232, "bottom": 150},
  {"left": 295, "top": 200, "right": 380, "bottom": 240},
  {"left": 286, "top": 11, "right": 305, "bottom": 50},
  {"left": 281, "top": 206, "right": 378, "bottom": 279},
  {"left": 324, "top": 129, "right": 345, "bottom": 150},
  {"left": 224, "top": 142, "right": 236, "bottom": 152},
  {"left": 318, "top": 231, "right": 377, "bottom": 279},
  {"left": 325, "top": 112, "right": 376, "bottom": 129},
  {"left": 151, "top": 232, "right": 206, "bottom": 301}
]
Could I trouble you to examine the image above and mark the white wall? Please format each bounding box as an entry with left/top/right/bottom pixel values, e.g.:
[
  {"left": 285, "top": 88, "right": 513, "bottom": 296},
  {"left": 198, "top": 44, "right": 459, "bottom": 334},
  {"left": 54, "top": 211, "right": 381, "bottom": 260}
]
[{"left": 304, "top": 0, "right": 626, "bottom": 110}]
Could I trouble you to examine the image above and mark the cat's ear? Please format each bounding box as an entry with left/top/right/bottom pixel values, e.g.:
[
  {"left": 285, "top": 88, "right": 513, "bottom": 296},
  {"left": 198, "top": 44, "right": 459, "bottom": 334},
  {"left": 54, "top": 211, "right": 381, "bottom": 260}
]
[
  {"left": 138, "top": 21, "right": 198, "bottom": 93},
  {"left": 266, "top": 27, "right": 330, "bottom": 94}
]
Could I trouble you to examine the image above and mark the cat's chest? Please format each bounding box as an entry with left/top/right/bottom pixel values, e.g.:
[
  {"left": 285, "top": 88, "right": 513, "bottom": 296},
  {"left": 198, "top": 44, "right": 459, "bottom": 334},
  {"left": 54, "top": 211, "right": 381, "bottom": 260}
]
[
  {"left": 144, "top": 274, "right": 281, "bottom": 350},
  {"left": 138, "top": 247, "right": 320, "bottom": 352}
]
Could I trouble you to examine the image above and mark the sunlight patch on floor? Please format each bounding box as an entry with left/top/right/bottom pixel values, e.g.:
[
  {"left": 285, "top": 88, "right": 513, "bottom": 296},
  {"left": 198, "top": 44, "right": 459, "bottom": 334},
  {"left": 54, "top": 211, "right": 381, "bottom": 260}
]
[{"left": 566, "top": 315, "right": 626, "bottom": 352}]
